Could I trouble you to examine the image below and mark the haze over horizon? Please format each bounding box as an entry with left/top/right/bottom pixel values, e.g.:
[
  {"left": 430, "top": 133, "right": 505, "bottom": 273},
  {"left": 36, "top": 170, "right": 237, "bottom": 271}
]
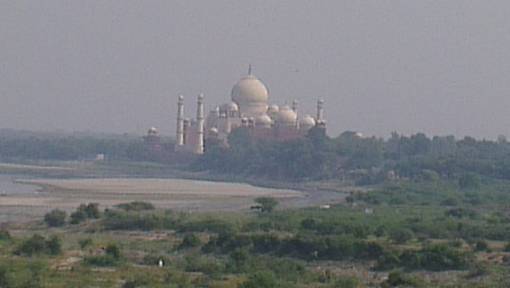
[{"left": 2, "top": 1, "right": 510, "bottom": 139}]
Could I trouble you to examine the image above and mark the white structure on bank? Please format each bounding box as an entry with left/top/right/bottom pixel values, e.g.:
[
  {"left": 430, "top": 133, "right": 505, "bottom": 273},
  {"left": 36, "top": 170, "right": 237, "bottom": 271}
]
[{"left": 175, "top": 68, "right": 326, "bottom": 154}]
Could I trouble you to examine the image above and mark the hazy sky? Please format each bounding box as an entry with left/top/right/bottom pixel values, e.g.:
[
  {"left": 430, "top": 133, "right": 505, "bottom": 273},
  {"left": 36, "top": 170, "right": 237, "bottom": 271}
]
[{"left": 1, "top": 1, "right": 510, "bottom": 139}]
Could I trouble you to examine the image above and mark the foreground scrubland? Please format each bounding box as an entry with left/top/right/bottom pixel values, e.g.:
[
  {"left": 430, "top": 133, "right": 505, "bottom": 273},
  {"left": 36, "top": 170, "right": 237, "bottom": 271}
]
[{"left": 2, "top": 176, "right": 510, "bottom": 287}]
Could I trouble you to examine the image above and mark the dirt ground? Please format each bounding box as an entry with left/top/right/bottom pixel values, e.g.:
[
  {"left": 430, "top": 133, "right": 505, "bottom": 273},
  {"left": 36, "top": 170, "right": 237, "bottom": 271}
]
[{"left": 0, "top": 177, "right": 307, "bottom": 222}]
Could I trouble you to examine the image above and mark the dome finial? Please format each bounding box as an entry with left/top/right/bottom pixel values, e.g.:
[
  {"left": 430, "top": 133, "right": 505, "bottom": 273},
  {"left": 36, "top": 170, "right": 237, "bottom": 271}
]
[{"left": 248, "top": 64, "right": 252, "bottom": 75}]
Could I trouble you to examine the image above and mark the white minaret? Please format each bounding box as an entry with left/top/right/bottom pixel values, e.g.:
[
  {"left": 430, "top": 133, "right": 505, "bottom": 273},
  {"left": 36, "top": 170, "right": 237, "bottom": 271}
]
[
  {"left": 176, "top": 95, "right": 185, "bottom": 149},
  {"left": 195, "top": 93, "right": 205, "bottom": 154},
  {"left": 292, "top": 100, "right": 299, "bottom": 128},
  {"left": 316, "top": 98, "right": 324, "bottom": 123}
]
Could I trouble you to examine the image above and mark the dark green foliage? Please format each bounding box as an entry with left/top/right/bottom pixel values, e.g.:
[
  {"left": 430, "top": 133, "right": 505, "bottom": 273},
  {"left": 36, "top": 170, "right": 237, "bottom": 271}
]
[
  {"left": 239, "top": 271, "right": 278, "bottom": 288},
  {"left": 331, "top": 276, "right": 362, "bottom": 288},
  {"left": 102, "top": 210, "right": 175, "bottom": 230},
  {"left": 377, "top": 244, "right": 472, "bottom": 271},
  {"left": 179, "top": 233, "right": 201, "bottom": 249},
  {"left": 16, "top": 234, "right": 47, "bottom": 256},
  {"left": 474, "top": 240, "right": 490, "bottom": 252},
  {"left": 389, "top": 228, "right": 414, "bottom": 244},
  {"left": 459, "top": 173, "right": 481, "bottom": 189},
  {"left": 79, "top": 238, "right": 93, "bottom": 249},
  {"left": 84, "top": 243, "right": 121, "bottom": 267},
  {"left": 16, "top": 234, "right": 62, "bottom": 256},
  {"left": 196, "top": 126, "right": 335, "bottom": 180},
  {"left": 253, "top": 197, "right": 278, "bottom": 213},
  {"left": 184, "top": 254, "right": 224, "bottom": 276},
  {"left": 381, "top": 271, "right": 424, "bottom": 288},
  {"left": 105, "top": 243, "right": 121, "bottom": 259},
  {"left": 44, "top": 209, "right": 67, "bottom": 227},
  {"left": 0, "top": 131, "right": 148, "bottom": 161},
  {"left": 115, "top": 201, "right": 155, "bottom": 211},
  {"left": 0, "top": 230, "right": 11, "bottom": 242},
  {"left": 70, "top": 203, "right": 100, "bottom": 224},
  {"left": 45, "top": 236, "right": 62, "bottom": 255},
  {"left": 122, "top": 276, "right": 150, "bottom": 288},
  {"left": 84, "top": 255, "right": 119, "bottom": 267},
  {"left": 0, "top": 265, "right": 8, "bottom": 288}
]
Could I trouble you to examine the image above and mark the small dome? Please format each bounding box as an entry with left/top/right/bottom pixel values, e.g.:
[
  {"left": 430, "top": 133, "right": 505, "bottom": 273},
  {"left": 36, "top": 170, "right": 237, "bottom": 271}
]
[
  {"left": 225, "top": 102, "right": 239, "bottom": 112},
  {"left": 267, "top": 104, "right": 279, "bottom": 113},
  {"left": 267, "top": 104, "right": 279, "bottom": 118},
  {"left": 255, "top": 114, "right": 272, "bottom": 127},
  {"left": 276, "top": 105, "right": 297, "bottom": 125},
  {"left": 148, "top": 127, "right": 159, "bottom": 135},
  {"left": 209, "top": 127, "right": 218, "bottom": 134},
  {"left": 300, "top": 115, "right": 316, "bottom": 129}
]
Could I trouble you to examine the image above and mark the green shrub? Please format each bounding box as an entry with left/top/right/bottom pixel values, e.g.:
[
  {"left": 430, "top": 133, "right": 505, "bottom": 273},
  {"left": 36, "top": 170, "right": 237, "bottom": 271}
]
[
  {"left": 115, "top": 201, "right": 155, "bottom": 211},
  {"left": 389, "top": 228, "right": 414, "bottom": 244},
  {"left": 331, "top": 276, "right": 362, "bottom": 288},
  {"left": 16, "top": 234, "right": 46, "bottom": 256},
  {"left": 474, "top": 240, "right": 490, "bottom": 252},
  {"left": 0, "top": 230, "right": 11, "bottom": 241},
  {"left": 79, "top": 238, "right": 93, "bottom": 249},
  {"left": 179, "top": 233, "right": 201, "bottom": 249},
  {"left": 106, "top": 243, "right": 121, "bottom": 259},
  {"left": 239, "top": 271, "right": 278, "bottom": 288},
  {"left": 16, "top": 234, "right": 62, "bottom": 256},
  {"left": 70, "top": 203, "right": 100, "bottom": 224},
  {"left": 102, "top": 210, "right": 175, "bottom": 231},
  {"left": 46, "top": 235, "right": 62, "bottom": 255},
  {"left": 459, "top": 173, "right": 481, "bottom": 190},
  {"left": 84, "top": 255, "right": 119, "bottom": 267},
  {"left": 44, "top": 209, "right": 67, "bottom": 227},
  {"left": 381, "top": 271, "right": 424, "bottom": 288},
  {"left": 253, "top": 197, "right": 279, "bottom": 213}
]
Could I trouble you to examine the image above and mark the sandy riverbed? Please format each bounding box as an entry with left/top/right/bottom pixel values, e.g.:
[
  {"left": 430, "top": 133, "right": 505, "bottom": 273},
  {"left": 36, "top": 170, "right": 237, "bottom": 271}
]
[{"left": 0, "top": 177, "right": 304, "bottom": 222}]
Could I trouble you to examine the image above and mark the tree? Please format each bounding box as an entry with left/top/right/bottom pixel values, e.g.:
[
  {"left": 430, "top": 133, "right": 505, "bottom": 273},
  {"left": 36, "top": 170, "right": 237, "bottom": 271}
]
[
  {"left": 253, "top": 197, "right": 278, "bottom": 213},
  {"left": 390, "top": 228, "right": 414, "bottom": 244},
  {"left": 459, "top": 173, "right": 481, "bottom": 190},
  {"left": 46, "top": 235, "right": 62, "bottom": 255},
  {"left": 106, "top": 243, "right": 121, "bottom": 260},
  {"left": 44, "top": 209, "right": 67, "bottom": 227},
  {"left": 239, "top": 271, "right": 278, "bottom": 288}
]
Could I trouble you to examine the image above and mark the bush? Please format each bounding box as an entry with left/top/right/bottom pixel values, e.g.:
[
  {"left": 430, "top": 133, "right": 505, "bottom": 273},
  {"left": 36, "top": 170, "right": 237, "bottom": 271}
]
[
  {"left": 102, "top": 210, "right": 175, "bottom": 231},
  {"left": 331, "top": 276, "right": 362, "bottom": 288},
  {"left": 46, "top": 235, "right": 62, "bottom": 255},
  {"left": 390, "top": 228, "right": 414, "bottom": 244},
  {"left": 16, "top": 234, "right": 62, "bottom": 256},
  {"left": 70, "top": 203, "right": 100, "bottom": 224},
  {"left": 79, "top": 238, "right": 93, "bottom": 249},
  {"left": 381, "top": 271, "right": 424, "bottom": 288},
  {"left": 70, "top": 209, "right": 87, "bottom": 224},
  {"left": 239, "top": 271, "right": 278, "bottom": 288},
  {"left": 84, "top": 255, "right": 119, "bottom": 267},
  {"left": 115, "top": 201, "right": 155, "bottom": 211},
  {"left": 253, "top": 197, "right": 278, "bottom": 213},
  {"left": 106, "top": 243, "right": 121, "bottom": 259},
  {"left": 474, "top": 240, "right": 490, "bottom": 252},
  {"left": 0, "top": 230, "right": 11, "bottom": 241},
  {"left": 459, "top": 173, "right": 481, "bottom": 190},
  {"left": 44, "top": 209, "right": 67, "bottom": 227},
  {"left": 179, "top": 233, "right": 201, "bottom": 249}
]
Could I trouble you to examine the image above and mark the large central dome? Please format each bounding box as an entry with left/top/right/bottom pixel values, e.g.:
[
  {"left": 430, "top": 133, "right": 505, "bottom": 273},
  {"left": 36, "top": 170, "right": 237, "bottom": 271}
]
[{"left": 231, "top": 74, "right": 269, "bottom": 117}]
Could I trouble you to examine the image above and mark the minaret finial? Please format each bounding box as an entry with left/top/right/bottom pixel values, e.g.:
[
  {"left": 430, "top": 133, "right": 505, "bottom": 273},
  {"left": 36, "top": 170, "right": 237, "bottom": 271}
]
[{"left": 248, "top": 64, "right": 252, "bottom": 75}]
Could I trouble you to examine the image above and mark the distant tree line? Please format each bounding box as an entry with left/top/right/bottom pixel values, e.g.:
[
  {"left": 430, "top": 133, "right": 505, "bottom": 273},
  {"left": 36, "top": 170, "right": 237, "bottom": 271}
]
[
  {"left": 0, "top": 130, "right": 166, "bottom": 161},
  {"left": 196, "top": 127, "right": 510, "bottom": 182}
]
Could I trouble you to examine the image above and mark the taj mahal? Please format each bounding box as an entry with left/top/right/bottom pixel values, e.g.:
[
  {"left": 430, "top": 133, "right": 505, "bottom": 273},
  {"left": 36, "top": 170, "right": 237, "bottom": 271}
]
[{"left": 173, "top": 67, "right": 326, "bottom": 154}]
